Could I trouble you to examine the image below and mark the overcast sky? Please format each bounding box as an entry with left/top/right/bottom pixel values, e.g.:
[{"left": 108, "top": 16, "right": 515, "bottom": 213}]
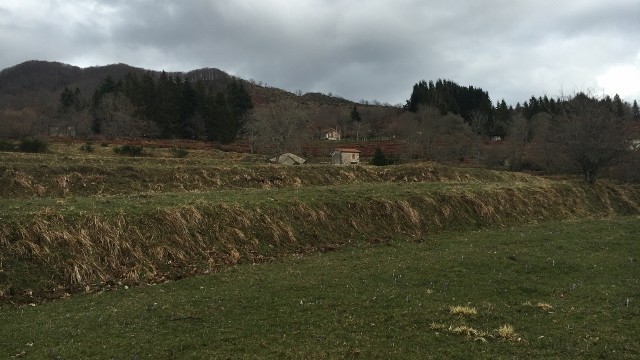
[{"left": 1, "top": 0, "right": 639, "bottom": 106}]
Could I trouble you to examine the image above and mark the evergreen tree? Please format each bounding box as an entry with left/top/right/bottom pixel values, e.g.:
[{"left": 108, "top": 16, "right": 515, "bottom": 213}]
[
  {"left": 178, "top": 79, "right": 198, "bottom": 138},
  {"left": 122, "top": 72, "right": 141, "bottom": 107},
  {"left": 632, "top": 100, "right": 640, "bottom": 121},
  {"left": 492, "top": 99, "right": 511, "bottom": 137},
  {"left": 91, "top": 76, "right": 121, "bottom": 133},
  {"left": 351, "top": 105, "right": 362, "bottom": 141},
  {"left": 138, "top": 72, "right": 157, "bottom": 121},
  {"left": 215, "top": 93, "right": 235, "bottom": 143},
  {"left": 59, "top": 86, "right": 83, "bottom": 112},
  {"left": 405, "top": 79, "right": 492, "bottom": 125},
  {"left": 155, "top": 71, "right": 180, "bottom": 137},
  {"left": 203, "top": 92, "right": 233, "bottom": 143},
  {"left": 612, "top": 94, "right": 625, "bottom": 119},
  {"left": 350, "top": 105, "right": 361, "bottom": 122},
  {"left": 60, "top": 87, "right": 75, "bottom": 109},
  {"left": 226, "top": 80, "right": 253, "bottom": 139},
  {"left": 371, "top": 147, "right": 388, "bottom": 166},
  {"left": 86, "top": 73, "right": 253, "bottom": 141}
]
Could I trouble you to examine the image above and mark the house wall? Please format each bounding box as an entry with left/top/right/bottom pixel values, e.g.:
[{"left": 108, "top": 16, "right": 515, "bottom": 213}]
[
  {"left": 332, "top": 150, "right": 359, "bottom": 165},
  {"left": 323, "top": 130, "right": 341, "bottom": 141},
  {"left": 342, "top": 152, "right": 359, "bottom": 164},
  {"left": 331, "top": 152, "right": 342, "bottom": 165}
]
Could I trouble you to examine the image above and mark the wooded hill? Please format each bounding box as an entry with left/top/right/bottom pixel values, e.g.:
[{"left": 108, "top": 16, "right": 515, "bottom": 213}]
[
  {"left": 1, "top": 60, "right": 639, "bottom": 184},
  {"left": 0, "top": 60, "right": 372, "bottom": 140}
]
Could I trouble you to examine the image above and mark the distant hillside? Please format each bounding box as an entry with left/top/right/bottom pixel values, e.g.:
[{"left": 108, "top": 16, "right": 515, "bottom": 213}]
[
  {"left": 0, "top": 60, "right": 363, "bottom": 110},
  {"left": 0, "top": 60, "right": 236, "bottom": 109},
  {"left": 0, "top": 60, "right": 394, "bottom": 144}
]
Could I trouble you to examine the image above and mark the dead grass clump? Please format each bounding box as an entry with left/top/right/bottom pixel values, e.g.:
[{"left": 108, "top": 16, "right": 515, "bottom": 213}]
[
  {"left": 450, "top": 325, "right": 487, "bottom": 338},
  {"left": 495, "top": 324, "right": 519, "bottom": 341},
  {"left": 9, "top": 170, "right": 34, "bottom": 189},
  {"left": 536, "top": 302, "right": 554, "bottom": 311},
  {"left": 397, "top": 200, "right": 421, "bottom": 225},
  {"left": 227, "top": 249, "right": 241, "bottom": 265},
  {"left": 449, "top": 305, "right": 478, "bottom": 316},
  {"left": 157, "top": 208, "right": 192, "bottom": 238},
  {"left": 462, "top": 191, "right": 498, "bottom": 222},
  {"left": 523, "top": 301, "right": 554, "bottom": 311}
]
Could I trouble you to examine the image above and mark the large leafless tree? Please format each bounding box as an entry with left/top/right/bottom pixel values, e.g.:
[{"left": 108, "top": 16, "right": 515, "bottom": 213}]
[
  {"left": 244, "top": 101, "right": 310, "bottom": 155},
  {"left": 550, "top": 93, "right": 631, "bottom": 183},
  {"left": 469, "top": 109, "right": 489, "bottom": 165},
  {"left": 401, "top": 105, "right": 473, "bottom": 162}
]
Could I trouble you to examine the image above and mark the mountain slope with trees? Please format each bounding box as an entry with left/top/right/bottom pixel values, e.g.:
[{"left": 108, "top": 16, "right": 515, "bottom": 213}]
[{"left": 1, "top": 60, "right": 639, "bottom": 183}]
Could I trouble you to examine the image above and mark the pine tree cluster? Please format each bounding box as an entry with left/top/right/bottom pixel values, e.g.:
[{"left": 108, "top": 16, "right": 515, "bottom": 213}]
[{"left": 89, "top": 72, "right": 252, "bottom": 142}]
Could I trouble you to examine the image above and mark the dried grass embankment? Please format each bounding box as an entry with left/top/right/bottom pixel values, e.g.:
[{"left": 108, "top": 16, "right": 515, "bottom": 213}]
[
  {"left": 1, "top": 161, "right": 536, "bottom": 198},
  {"left": 1, "top": 172, "right": 639, "bottom": 303}
]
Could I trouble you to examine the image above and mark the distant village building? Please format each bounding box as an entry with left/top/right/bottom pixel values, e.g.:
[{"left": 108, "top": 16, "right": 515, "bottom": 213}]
[
  {"left": 331, "top": 148, "right": 361, "bottom": 165},
  {"left": 49, "top": 125, "right": 76, "bottom": 137},
  {"left": 321, "top": 128, "right": 341, "bottom": 141}
]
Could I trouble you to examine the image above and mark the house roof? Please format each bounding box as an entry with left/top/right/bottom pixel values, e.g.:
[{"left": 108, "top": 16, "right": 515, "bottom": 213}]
[{"left": 334, "top": 148, "right": 361, "bottom": 153}]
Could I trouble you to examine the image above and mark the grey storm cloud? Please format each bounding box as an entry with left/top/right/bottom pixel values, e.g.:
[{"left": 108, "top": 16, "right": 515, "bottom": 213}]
[{"left": 1, "top": 0, "right": 639, "bottom": 105}]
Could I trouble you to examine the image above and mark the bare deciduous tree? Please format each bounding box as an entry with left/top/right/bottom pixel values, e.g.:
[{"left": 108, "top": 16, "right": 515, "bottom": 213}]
[
  {"left": 506, "top": 114, "right": 529, "bottom": 170},
  {"left": 550, "top": 93, "right": 631, "bottom": 183},
  {"left": 244, "top": 101, "right": 310, "bottom": 155},
  {"left": 400, "top": 106, "right": 473, "bottom": 162},
  {"left": 402, "top": 104, "right": 441, "bottom": 158},
  {"left": 97, "top": 93, "right": 158, "bottom": 139},
  {"left": 469, "top": 109, "right": 489, "bottom": 165},
  {"left": 0, "top": 108, "right": 38, "bottom": 137},
  {"left": 432, "top": 113, "right": 473, "bottom": 163}
]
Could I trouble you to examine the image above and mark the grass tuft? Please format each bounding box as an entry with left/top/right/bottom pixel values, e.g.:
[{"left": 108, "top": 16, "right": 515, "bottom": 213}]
[
  {"left": 523, "top": 301, "right": 554, "bottom": 312},
  {"left": 450, "top": 325, "right": 487, "bottom": 338},
  {"left": 449, "top": 305, "right": 478, "bottom": 316},
  {"left": 495, "top": 324, "right": 519, "bottom": 341}
]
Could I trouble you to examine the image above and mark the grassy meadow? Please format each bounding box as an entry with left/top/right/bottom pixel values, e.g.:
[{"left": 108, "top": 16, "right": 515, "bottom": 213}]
[
  {"left": 1, "top": 140, "right": 640, "bottom": 358},
  {"left": 1, "top": 217, "right": 639, "bottom": 359}
]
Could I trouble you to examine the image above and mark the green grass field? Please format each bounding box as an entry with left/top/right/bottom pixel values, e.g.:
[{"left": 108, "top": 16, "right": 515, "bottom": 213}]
[
  {"left": 1, "top": 142, "right": 640, "bottom": 358},
  {"left": 1, "top": 217, "right": 639, "bottom": 359}
]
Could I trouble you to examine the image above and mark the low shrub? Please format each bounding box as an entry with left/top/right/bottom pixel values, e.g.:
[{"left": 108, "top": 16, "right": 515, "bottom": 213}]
[
  {"left": 18, "top": 137, "right": 48, "bottom": 153},
  {"left": 113, "top": 145, "right": 144, "bottom": 156},
  {"left": 371, "top": 148, "right": 389, "bottom": 166},
  {"left": 80, "top": 142, "right": 95, "bottom": 153},
  {"left": 170, "top": 148, "right": 189, "bottom": 158},
  {"left": 0, "top": 139, "right": 15, "bottom": 152}
]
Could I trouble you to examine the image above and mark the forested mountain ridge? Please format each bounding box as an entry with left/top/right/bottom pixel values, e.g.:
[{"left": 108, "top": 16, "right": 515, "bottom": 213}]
[
  {"left": 1, "top": 60, "right": 638, "bottom": 185},
  {"left": 0, "top": 60, "right": 381, "bottom": 142},
  {"left": 0, "top": 60, "right": 233, "bottom": 108}
]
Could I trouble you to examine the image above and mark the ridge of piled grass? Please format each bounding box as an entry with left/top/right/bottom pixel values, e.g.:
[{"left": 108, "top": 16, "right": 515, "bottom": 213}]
[
  {"left": 1, "top": 176, "right": 639, "bottom": 304},
  {"left": 1, "top": 150, "right": 540, "bottom": 198},
  {"left": 2, "top": 147, "right": 639, "bottom": 304}
]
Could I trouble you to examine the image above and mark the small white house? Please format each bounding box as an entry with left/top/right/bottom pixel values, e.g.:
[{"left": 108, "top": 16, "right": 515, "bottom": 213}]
[
  {"left": 321, "top": 128, "right": 341, "bottom": 141},
  {"left": 331, "top": 148, "right": 361, "bottom": 165}
]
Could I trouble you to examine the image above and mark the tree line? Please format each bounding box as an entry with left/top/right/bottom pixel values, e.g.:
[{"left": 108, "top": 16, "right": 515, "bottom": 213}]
[
  {"left": 403, "top": 79, "right": 640, "bottom": 183},
  {"left": 58, "top": 72, "right": 253, "bottom": 142},
  {"left": 10, "top": 67, "right": 640, "bottom": 183}
]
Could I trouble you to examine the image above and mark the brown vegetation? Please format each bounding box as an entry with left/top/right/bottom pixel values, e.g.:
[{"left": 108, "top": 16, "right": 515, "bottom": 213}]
[{"left": 1, "top": 159, "right": 639, "bottom": 304}]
